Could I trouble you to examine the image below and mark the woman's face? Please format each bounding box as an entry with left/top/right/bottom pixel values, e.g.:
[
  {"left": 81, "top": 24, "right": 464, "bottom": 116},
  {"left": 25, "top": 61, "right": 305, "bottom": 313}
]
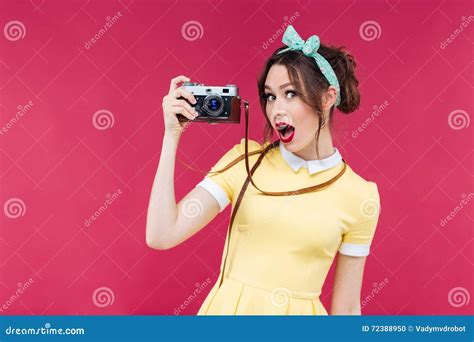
[{"left": 264, "top": 64, "right": 320, "bottom": 153}]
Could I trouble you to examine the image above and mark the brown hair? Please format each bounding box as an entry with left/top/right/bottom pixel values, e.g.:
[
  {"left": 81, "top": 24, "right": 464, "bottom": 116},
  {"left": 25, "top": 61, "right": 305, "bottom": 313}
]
[
  {"left": 257, "top": 43, "right": 360, "bottom": 159},
  {"left": 179, "top": 41, "right": 360, "bottom": 175}
]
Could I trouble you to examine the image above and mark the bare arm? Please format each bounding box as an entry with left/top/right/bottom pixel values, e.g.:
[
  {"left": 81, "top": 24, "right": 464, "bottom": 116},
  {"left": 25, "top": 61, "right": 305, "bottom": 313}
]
[
  {"left": 330, "top": 254, "right": 367, "bottom": 315},
  {"left": 146, "top": 75, "right": 221, "bottom": 250}
]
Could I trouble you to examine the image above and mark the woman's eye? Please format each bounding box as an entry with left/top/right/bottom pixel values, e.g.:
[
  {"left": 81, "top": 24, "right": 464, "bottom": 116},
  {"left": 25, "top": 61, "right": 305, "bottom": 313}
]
[
  {"left": 265, "top": 93, "right": 276, "bottom": 101},
  {"left": 264, "top": 91, "right": 296, "bottom": 102}
]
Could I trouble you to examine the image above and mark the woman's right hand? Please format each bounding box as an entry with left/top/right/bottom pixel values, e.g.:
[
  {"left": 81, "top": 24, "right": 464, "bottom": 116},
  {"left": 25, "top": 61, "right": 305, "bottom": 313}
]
[
  {"left": 148, "top": 75, "right": 221, "bottom": 250},
  {"left": 162, "top": 75, "right": 198, "bottom": 138}
]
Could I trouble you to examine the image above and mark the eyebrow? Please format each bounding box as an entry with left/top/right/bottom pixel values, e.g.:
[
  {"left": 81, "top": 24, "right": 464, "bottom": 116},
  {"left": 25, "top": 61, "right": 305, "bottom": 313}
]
[{"left": 264, "top": 82, "right": 293, "bottom": 90}]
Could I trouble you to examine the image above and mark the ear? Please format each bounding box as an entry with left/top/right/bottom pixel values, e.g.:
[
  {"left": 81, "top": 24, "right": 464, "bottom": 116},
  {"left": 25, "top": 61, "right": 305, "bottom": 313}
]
[{"left": 323, "top": 86, "right": 338, "bottom": 112}]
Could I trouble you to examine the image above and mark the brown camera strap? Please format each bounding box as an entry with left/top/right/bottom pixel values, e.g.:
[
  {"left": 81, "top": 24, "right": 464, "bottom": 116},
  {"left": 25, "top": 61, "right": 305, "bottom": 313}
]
[
  {"left": 216, "top": 101, "right": 347, "bottom": 288},
  {"left": 216, "top": 142, "right": 275, "bottom": 288}
]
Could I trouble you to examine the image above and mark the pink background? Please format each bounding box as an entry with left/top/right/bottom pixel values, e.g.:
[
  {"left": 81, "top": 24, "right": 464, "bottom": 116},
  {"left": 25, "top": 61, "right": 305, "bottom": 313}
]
[{"left": 0, "top": 0, "right": 472, "bottom": 315}]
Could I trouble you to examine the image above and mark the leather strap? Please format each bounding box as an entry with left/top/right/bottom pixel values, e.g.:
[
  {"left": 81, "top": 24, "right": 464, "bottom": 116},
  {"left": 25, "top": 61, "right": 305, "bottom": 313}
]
[
  {"left": 243, "top": 100, "right": 347, "bottom": 196},
  {"left": 217, "top": 101, "right": 346, "bottom": 288},
  {"left": 217, "top": 142, "right": 276, "bottom": 287}
]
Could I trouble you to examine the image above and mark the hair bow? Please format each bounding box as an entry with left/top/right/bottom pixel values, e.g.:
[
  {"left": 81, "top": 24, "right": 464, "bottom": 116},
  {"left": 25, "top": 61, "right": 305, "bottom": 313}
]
[{"left": 278, "top": 25, "right": 341, "bottom": 107}]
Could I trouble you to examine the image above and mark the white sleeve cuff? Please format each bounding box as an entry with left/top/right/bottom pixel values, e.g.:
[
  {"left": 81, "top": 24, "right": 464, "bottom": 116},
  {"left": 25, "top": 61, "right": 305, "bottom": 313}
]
[
  {"left": 338, "top": 242, "right": 370, "bottom": 257},
  {"left": 195, "top": 178, "right": 230, "bottom": 213}
]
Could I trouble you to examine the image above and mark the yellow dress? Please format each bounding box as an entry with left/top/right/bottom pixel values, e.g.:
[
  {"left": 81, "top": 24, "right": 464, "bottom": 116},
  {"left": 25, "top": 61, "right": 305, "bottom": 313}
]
[{"left": 195, "top": 139, "right": 381, "bottom": 315}]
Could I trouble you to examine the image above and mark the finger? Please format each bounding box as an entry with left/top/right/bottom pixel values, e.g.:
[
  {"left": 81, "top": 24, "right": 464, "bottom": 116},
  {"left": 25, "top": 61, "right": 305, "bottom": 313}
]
[
  {"left": 171, "top": 99, "right": 197, "bottom": 115},
  {"left": 168, "top": 75, "right": 190, "bottom": 94},
  {"left": 173, "top": 87, "right": 197, "bottom": 105},
  {"left": 171, "top": 105, "right": 197, "bottom": 121}
]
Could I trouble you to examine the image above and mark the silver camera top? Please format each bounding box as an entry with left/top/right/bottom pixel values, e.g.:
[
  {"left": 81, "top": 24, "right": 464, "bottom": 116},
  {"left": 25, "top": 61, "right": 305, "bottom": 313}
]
[{"left": 182, "top": 81, "right": 239, "bottom": 96}]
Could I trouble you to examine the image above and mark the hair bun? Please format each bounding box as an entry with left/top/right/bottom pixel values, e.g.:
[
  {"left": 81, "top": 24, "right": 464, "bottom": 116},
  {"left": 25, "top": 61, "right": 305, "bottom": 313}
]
[{"left": 319, "top": 45, "right": 361, "bottom": 114}]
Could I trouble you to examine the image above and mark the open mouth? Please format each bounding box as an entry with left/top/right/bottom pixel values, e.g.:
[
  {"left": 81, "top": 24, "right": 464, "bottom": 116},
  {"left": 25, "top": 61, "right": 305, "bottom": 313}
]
[{"left": 275, "top": 122, "right": 295, "bottom": 143}]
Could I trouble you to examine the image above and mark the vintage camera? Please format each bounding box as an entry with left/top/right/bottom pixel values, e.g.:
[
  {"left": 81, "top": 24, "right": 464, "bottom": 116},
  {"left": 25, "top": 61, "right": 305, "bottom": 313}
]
[{"left": 176, "top": 82, "right": 241, "bottom": 124}]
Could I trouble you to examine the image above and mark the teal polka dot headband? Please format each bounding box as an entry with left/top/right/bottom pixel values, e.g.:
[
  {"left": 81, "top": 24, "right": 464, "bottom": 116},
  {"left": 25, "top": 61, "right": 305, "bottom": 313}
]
[{"left": 277, "top": 25, "right": 341, "bottom": 107}]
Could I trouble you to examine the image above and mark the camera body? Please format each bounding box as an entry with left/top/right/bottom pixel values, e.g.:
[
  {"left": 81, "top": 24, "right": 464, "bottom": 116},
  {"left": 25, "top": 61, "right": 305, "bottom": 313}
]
[{"left": 177, "top": 82, "right": 241, "bottom": 124}]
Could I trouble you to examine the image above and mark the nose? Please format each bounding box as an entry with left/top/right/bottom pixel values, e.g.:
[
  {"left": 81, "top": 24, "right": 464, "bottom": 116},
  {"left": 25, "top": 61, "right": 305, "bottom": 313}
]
[
  {"left": 269, "top": 94, "right": 283, "bottom": 113},
  {"left": 270, "top": 109, "right": 291, "bottom": 127},
  {"left": 272, "top": 96, "right": 287, "bottom": 112}
]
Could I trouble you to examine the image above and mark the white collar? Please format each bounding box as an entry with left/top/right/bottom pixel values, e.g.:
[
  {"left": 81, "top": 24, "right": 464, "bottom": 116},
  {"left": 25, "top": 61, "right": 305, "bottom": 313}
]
[{"left": 279, "top": 143, "right": 343, "bottom": 174}]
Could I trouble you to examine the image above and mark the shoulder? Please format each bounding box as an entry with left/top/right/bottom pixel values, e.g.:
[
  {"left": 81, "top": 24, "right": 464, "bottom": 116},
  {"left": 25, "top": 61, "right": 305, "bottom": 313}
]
[
  {"left": 209, "top": 138, "right": 264, "bottom": 171},
  {"left": 345, "top": 165, "right": 379, "bottom": 195},
  {"left": 221, "top": 138, "right": 264, "bottom": 162},
  {"left": 340, "top": 164, "right": 381, "bottom": 216},
  {"left": 233, "top": 138, "right": 264, "bottom": 154}
]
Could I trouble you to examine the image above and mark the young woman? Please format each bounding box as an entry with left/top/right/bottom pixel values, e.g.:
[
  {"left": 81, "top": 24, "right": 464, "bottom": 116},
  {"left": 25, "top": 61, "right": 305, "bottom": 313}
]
[{"left": 146, "top": 25, "right": 381, "bottom": 315}]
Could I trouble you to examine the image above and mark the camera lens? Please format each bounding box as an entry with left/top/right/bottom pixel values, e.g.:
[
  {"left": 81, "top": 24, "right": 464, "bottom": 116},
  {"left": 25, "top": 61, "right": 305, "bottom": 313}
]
[
  {"left": 210, "top": 99, "right": 218, "bottom": 110},
  {"left": 203, "top": 95, "right": 224, "bottom": 116}
]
